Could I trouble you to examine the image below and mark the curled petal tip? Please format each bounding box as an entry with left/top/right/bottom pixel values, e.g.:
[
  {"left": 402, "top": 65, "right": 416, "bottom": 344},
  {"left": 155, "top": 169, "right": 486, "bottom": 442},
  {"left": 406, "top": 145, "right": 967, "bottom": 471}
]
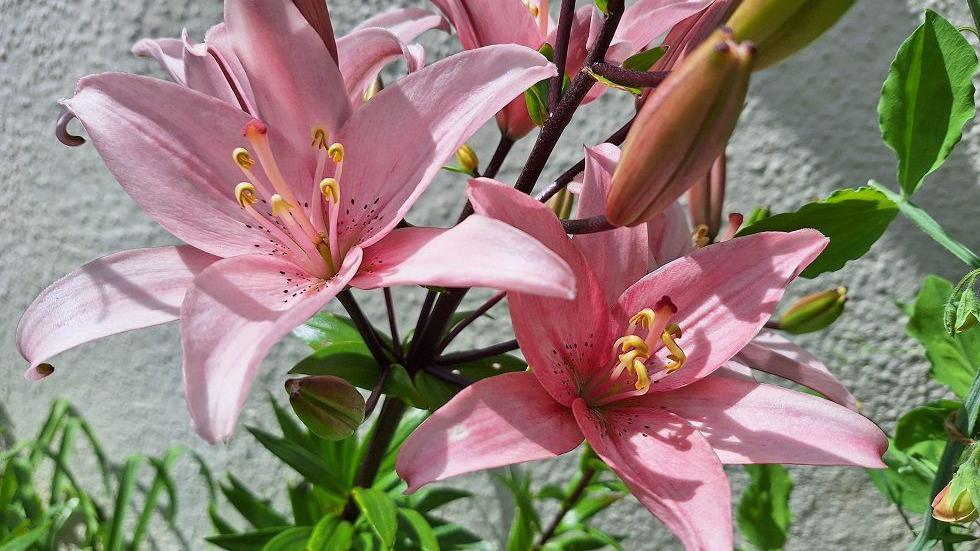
[
  {"left": 24, "top": 363, "right": 55, "bottom": 381},
  {"left": 55, "top": 107, "right": 85, "bottom": 147}
]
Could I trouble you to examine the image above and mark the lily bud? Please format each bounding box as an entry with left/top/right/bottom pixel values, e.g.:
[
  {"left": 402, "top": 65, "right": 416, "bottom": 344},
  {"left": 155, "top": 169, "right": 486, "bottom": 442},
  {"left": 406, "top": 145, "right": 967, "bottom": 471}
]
[
  {"left": 547, "top": 187, "right": 575, "bottom": 219},
  {"left": 456, "top": 144, "right": 480, "bottom": 175},
  {"left": 727, "top": 0, "right": 855, "bottom": 70},
  {"left": 286, "top": 376, "right": 365, "bottom": 441},
  {"left": 933, "top": 474, "right": 979, "bottom": 524},
  {"left": 777, "top": 287, "right": 847, "bottom": 334},
  {"left": 607, "top": 31, "right": 754, "bottom": 227}
]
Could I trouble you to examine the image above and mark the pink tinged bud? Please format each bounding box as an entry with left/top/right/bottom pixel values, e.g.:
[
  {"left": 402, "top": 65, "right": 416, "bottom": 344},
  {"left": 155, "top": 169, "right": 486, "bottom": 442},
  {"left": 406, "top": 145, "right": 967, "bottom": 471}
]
[
  {"left": 727, "top": 0, "right": 855, "bottom": 71},
  {"left": 655, "top": 0, "right": 743, "bottom": 72},
  {"left": 932, "top": 476, "right": 979, "bottom": 524},
  {"left": 778, "top": 287, "right": 847, "bottom": 335},
  {"left": 687, "top": 153, "right": 728, "bottom": 239},
  {"left": 286, "top": 376, "right": 365, "bottom": 441},
  {"left": 607, "top": 31, "right": 754, "bottom": 227}
]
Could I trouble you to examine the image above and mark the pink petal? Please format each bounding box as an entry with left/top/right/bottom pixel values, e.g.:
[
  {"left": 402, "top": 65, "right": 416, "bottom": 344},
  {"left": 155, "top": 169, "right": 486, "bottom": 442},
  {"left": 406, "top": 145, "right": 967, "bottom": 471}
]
[
  {"left": 645, "top": 370, "right": 887, "bottom": 467},
  {"left": 430, "top": 0, "right": 542, "bottom": 51},
  {"left": 336, "top": 28, "right": 421, "bottom": 105},
  {"left": 132, "top": 37, "right": 186, "bottom": 84},
  {"left": 179, "top": 30, "right": 244, "bottom": 108},
  {"left": 573, "top": 399, "right": 733, "bottom": 551},
  {"left": 617, "top": 0, "right": 712, "bottom": 53},
  {"left": 180, "top": 250, "right": 362, "bottom": 443},
  {"left": 617, "top": 230, "right": 828, "bottom": 392},
  {"left": 647, "top": 199, "right": 694, "bottom": 268},
  {"left": 735, "top": 330, "right": 858, "bottom": 410},
  {"left": 336, "top": 45, "right": 555, "bottom": 250},
  {"left": 202, "top": 23, "right": 257, "bottom": 112},
  {"left": 350, "top": 215, "right": 575, "bottom": 299},
  {"left": 397, "top": 372, "right": 583, "bottom": 493},
  {"left": 225, "top": 0, "right": 352, "bottom": 153},
  {"left": 17, "top": 247, "right": 217, "bottom": 380},
  {"left": 467, "top": 179, "right": 616, "bottom": 406},
  {"left": 64, "top": 73, "right": 270, "bottom": 258},
  {"left": 352, "top": 7, "right": 450, "bottom": 44},
  {"left": 573, "top": 144, "right": 648, "bottom": 305}
]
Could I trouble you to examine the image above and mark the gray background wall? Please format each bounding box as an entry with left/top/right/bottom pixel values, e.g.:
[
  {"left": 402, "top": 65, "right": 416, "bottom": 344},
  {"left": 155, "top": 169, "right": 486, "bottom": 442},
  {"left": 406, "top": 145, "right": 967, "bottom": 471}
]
[{"left": 1, "top": 0, "right": 978, "bottom": 549}]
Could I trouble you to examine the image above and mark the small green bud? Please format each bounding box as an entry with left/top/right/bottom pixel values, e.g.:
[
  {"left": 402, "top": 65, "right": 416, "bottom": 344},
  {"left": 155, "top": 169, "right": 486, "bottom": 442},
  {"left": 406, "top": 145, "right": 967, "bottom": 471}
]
[
  {"left": 286, "top": 376, "right": 365, "bottom": 441},
  {"left": 455, "top": 144, "right": 480, "bottom": 175},
  {"left": 728, "top": 0, "right": 856, "bottom": 70},
  {"left": 547, "top": 187, "right": 575, "bottom": 219},
  {"left": 933, "top": 470, "right": 979, "bottom": 523},
  {"left": 778, "top": 287, "right": 847, "bottom": 334}
]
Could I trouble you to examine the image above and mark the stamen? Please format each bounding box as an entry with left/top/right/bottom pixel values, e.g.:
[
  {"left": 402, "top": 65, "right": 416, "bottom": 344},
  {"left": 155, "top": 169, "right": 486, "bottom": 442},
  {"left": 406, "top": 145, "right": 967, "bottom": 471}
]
[
  {"left": 235, "top": 182, "right": 257, "bottom": 208},
  {"left": 537, "top": 0, "right": 549, "bottom": 36},
  {"left": 233, "top": 147, "right": 255, "bottom": 169},
  {"left": 311, "top": 126, "right": 329, "bottom": 149},
  {"left": 328, "top": 143, "right": 345, "bottom": 164},
  {"left": 320, "top": 177, "right": 342, "bottom": 268},
  {"left": 310, "top": 127, "right": 331, "bottom": 233},
  {"left": 661, "top": 324, "right": 686, "bottom": 374},
  {"left": 271, "top": 194, "right": 294, "bottom": 217},
  {"left": 628, "top": 309, "right": 656, "bottom": 333},
  {"left": 694, "top": 224, "right": 711, "bottom": 248},
  {"left": 270, "top": 194, "right": 328, "bottom": 275},
  {"left": 320, "top": 178, "right": 340, "bottom": 203}
]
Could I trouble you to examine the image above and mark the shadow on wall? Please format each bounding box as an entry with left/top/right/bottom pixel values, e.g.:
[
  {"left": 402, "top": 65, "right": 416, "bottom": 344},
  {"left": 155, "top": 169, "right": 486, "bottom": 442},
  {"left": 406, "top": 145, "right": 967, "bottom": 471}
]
[
  {"left": 743, "top": 2, "right": 980, "bottom": 280},
  {"left": 0, "top": 402, "right": 14, "bottom": 449}
]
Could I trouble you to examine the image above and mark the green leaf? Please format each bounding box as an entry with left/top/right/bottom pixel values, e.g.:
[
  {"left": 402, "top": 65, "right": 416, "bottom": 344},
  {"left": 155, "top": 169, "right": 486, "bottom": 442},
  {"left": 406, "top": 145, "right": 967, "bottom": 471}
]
[
  {"left": 413, "top": 373, "right": 457, "bottom": 411},
  {"left": 558, "top": 493, "right": 625, "bottom": 530},
  {"left": 454, "top": 354, "right": 528, "bottom": 382},
  {"left": 411, "top": 488, "right": 472, "bottom": 514},
  {"left": 622, "top": 46, "right": 669, "bottom": 72},
  {"left": 0, "top": 522, "right": 50, "bottom": 551},
  {"left": 879, "top": 10, "right": 978, "bottom": 195},
  {"left": 221, "top": 475, "right": 290, "bottom": 529},
  {"left": 398, "top": 508, "right": 440, "bottom": 551},
  {"left": 946, "top": 269, "right": 980, "bottom": 335},
  {"left": 524, "top": 82, "right": 549, "bottom": 127},
  {"left": 352, "top": 487, "right": 398, "bottom": 549},
  {"left": 294, "top": 313, "right": 365, "bottom": 350},
  {"left": 894, "top": 400, "right": 961, "bottom": 453},
  {"left": 736, "top": 465, "right": 793, "bottom": 551},
  {"left": 207, "top": 527, "right": 290, "bottom": 551},
  {"left": 505, "top": 503, "right": 535, "bottom": 551},
  {"left": 290, "top": 345, "right": 380, "bottom": 386},
  {"left": 736, "top": 187, "right": 898, "bottom": 278},
  {"left": 260, "top": 527, "right": 313, "bottom": 551},
  {"left": 106, "top": 456, "right": 143, "bottom": 551},
  {"left": 594, "top": 0, "right": 608, "bottom": 15},
  {"left": 868, "top": 442, "right": 935, "bottom": 514},
  {"left": 427, "top": 517, "right": 488, "bottom": 549},
  {"left": 310, "top": 517, "right": 353, "bottom": 551},
  {"left": 907, "top": 276, "right": 980, "bottom": 398},
  {"left": 584, "top": 68, "right": 642, "bottom": 96},
  {"left": 131, "top": 447, "right": 185, "bottom": 548},
  {"left": 246, "top": 427, "right": 346, "bottom": 495}
]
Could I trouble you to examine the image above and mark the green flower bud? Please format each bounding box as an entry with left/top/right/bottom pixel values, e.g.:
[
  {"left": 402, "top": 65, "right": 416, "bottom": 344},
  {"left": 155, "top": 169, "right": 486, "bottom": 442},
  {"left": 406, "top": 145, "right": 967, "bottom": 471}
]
[
  {"left": 547, "top": 187, "right": 575, "bottom": 219},
  {"left": 933, "top": 472, "right": 979, "bottom": 524},
  {"left": 778, "top": 287, "right": 847, "bottom": 334},
  {"left": 456, "top": 144, "right": 480, "bottom": 175},
  {"left": 286, "top": 376, "right": 365, "bottom": 441},
  {"left": 728, "top": 0, "right": 856, "bottom": 70}
]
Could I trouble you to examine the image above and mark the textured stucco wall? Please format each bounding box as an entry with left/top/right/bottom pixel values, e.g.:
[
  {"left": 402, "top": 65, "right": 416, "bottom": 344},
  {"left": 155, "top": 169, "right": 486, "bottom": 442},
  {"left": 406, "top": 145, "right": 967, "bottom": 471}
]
[{"left": 2, "top": 0, "right": 979, "bottom": 549}]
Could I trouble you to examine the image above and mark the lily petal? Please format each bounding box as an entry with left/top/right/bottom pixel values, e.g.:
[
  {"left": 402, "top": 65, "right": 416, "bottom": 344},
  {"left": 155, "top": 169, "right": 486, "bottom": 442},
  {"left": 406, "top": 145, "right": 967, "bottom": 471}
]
[
  {"left": 397, "top": 372, "right": 583, "bottom": 493},
  {"left": 617, "top": 0, "right": 712, "bottom": 54},
  {"left": 225, "top": 0, "right": 352, "bottom": 152},
  {"left": 180, "top": 30, "right": 243, "bottom": 108},
  {"left": 617, "top": 230, "right": 828, "bottom": 392},
  {"left": 352, "top": 7, "right": 450, "bottom": 44},
  {"left": 468, "top": 179, "right": 616, "bottom": 406},
  {"left": 573, "top": 399, "right": 733, "bottom": 551},
  {"left": 181, "top": 250, "right": 362, "bottom": 443},
  {"left": 337, "top": 45, "right": 555, "bottom": 250},
  {"left": 350, "top": 215, "right": 575, "bottom": 299},
  {"left": 646, "top": 371, "right": 887, "bottom": 467},
  {"left": 132, "top": 37, "right": 186, "bottom": 84},
  {"left": 431, "top": 0, "right": 541, "bottom": 51},
  {"left": 736, "top": 330, "right": 858, "bottom": 410},
  {"left": 647, "top": 200, "right": 694, "bottom": 268},
  {"left": 336, "top": 27, "right": 421, "bottom": 105},
  {"left": 17, "top": 247, "right": 217, "bottom": 380},
  {"left": 574, "top": 144, "right": 648, "bottom": 305},
  {"left": 64, "top": 73, "right": 269, "bottom": 258}
]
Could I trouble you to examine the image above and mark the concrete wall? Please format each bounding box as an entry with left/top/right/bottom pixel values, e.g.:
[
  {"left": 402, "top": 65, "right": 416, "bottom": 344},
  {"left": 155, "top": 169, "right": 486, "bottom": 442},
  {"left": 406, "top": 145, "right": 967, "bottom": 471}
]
[{"left": 2, "top": 0, "right": 978, "bottom": 548}]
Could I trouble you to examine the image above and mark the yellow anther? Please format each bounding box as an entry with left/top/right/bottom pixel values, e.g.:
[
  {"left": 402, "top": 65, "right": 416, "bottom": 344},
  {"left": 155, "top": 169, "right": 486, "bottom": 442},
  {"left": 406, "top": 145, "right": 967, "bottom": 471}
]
[
  {"left": 320, "top": 178, "right": 340, "bottom": 203},
  {"left": 661, "top": 328, "right": 687, "bottom": 374},
  {"left": 311, "top": 126, "right": 329, "bottom": 149},
  {"left": 528, "top": 4, "right": 539, "bottom": 17},
  {"left": 632, "top": 360, "right": 651, "bottom": 391},
  {"left": 694, "top": 224, "right": 711, "bottom": 248},
  {"left": 233, "top": 147, "right": 255, "bottom": 169},
  {"left": 235, "top": 182, "right": 257, "bottom": 208},
  {"left": 615, "top": 335, "right": 649, "bottom": 356},
  {"left": 270, "top": 194, "right": 293, "bottom": 217},
  {"left": 629, "top": 309, "right": 657, "bottom": 330},
  {"left": 328, "top": 143, "right": 345, "bottom": 163}
]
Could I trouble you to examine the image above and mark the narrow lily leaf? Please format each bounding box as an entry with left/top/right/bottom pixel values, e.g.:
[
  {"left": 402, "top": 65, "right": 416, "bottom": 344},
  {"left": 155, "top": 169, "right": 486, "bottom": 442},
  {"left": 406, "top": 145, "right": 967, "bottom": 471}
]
[
  {"left": 411, "top": 488, "right": 472, "bottom": 514},
  {"left": 246, "top": 427, "right": 346, "bottom": 495},
  {"left": 323, "top": 520, "right": 354, "bottom": 550},
  {"left": 290, "top": 345, "right": 380, "bottom": 384},
  {"left": 907, "top": 276, "right": 980, "bottom": 398},
  {"left": 736, "top": 465, "right": 793, "bottom": 551},
  {"left": 352, "top": 487, "right": 398, "bottom": 549},
  {"left": 736, "top": 186, "right": 898, "bottom": 278},
  {"left": 309, "top": 516, "right": 353, "bottom": 551},
  {"left": 455, "top": 354, "right": 528, "bottom": 382},
  {"left": 584, "top": 68, "right": 642, "bottom": 96},
  {"left": 206, "top": 527, "right": 289, "bottom": 551},
  {"left": 879, "top": 10, "right": 978, "bottom": 195},
  {"left": 221, "top": 475, "right": 290, "bottom": 529},
  {"left": 623, "top": 46, "right": 669, "bottom": 72},
  {"left": 131, "top": 447, "right": 185, "bottom": 548},
  {"left": 293, "top": 313, "right": 365, "bottom": 350},
  {"left": 946, "top": 269, "right": 980, "bottom": 335},
  {"left": 413, "top": 372, "right": 457, "bottom": 411},
  {"left": 259, "top": 527, "right": 313, "bottom": 551},
  {"left": 505, "top": 504, "right": 534, "bottom": 551},
  {"left": 428, "top": 517, "right": 487, "bottom": 548},
  {"left": 49, "top": 417, "right": 79, "bottom": 505},
  {"left": 0, "top": 522, "right": 50, "bottom": 551},
  {"left": 106, "top": 456, "right": 143, "bottom": 551},
  {"left": 558, "top": 493, "right": 625, "bottom": 530},
  {"left": 29, "top": 400, "right": 68, "bottom": 467},
  {"left": 525, "top": 83, "right": 549, "bottom": 127},
  {"left": 398, "top": 508, "right": 440, "bottom": 551},
  {"left": 594, "top": 0, "right": 609, "bottom": 14}
]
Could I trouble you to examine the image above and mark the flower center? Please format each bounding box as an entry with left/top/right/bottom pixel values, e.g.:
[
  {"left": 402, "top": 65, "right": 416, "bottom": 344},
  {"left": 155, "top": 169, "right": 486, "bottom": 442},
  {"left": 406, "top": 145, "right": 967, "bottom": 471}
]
[
  {"left": 587, "top": 296, "right": 688, "bottom": 406},
  {"left": 232, "top": 120, "right": 346, "bottom": 280}
]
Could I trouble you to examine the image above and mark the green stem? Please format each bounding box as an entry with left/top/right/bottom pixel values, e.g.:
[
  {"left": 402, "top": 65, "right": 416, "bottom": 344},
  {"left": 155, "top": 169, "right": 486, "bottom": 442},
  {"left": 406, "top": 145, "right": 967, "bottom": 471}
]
[
  {"left": 870, "top": 182, "right": 980, "bottom": 269},
  {"left": 968, "top": 0, "right": 980, "bottom": 33}
]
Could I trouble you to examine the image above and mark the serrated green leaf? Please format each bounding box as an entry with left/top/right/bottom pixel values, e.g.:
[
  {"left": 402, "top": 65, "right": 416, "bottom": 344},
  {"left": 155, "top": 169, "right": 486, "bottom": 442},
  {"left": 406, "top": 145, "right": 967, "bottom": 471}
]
[
  {"left": 353, "top": 487, "right": 398, "bottom": 549},
  {"left": 260, "top": 526, "right": 313, "bottom": 551},
  {"left": 736, "top": 465, "right": 793, "bottom": 551},
  {"left": 622, "top": 46, "right": 669, "bottom": 72},
  {"left": 736, "top": 186, "right": 898, "bottom": 278},
  {"left": 398, "top": 508, "right": 440, "bottom": 551},
  {"left": 879, "top": 10, "right": 978, "bottom": 195},
  {"left": 946, "top": 269, "right": 980, "bottom": 335},
  {"left": 207, "top": 527, "right": 290, "bottom": 551},
  {"left": 908, "top": 276, "right": 980, "bottom": 398},
  {"left": 246, "top": 427, "right": 346, "bottom": 495}
]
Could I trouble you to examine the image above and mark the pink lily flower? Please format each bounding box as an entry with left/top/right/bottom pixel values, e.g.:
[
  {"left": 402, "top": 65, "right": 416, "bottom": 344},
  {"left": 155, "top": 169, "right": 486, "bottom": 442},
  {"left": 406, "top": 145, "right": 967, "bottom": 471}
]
[
  {"left": 398, "top": 168, "right": 886, "bottom": 550},
  {"left": 429, "top": 0, "right": 712, "bottom": 139},
  {"left": 134, "top": 5, "right": 449, "bottom": 112},
  {"left": 17, "top": 0, "right": 572, "bottom": 443}
]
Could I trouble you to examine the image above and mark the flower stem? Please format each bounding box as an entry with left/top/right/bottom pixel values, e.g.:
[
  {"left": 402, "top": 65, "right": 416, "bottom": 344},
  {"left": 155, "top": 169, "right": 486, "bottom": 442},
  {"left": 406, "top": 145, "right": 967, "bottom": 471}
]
[
  {"left": 383, "top": 288, "right": 403, "bottom": 362},
  {"left": 536, "top": 466, "right": 596, "bottom": 548},
  {"left": 456, "top": 132, "right": 515, "bottom": 223},
  {"left": 590, "top": 62, "right": 669, "bottom": 88},
  {"left": 439, "top": 292, "right": 506, "bottom": 352},
  {"left": 549, "top": 0, "right": 577, "bottom": 112},
  {"left": 534, "top": 116, "right": 634, "bottom": 203},
  {"left": 336, "top": 290, "right": 392, "bottom": 367},
  {"left": 437, "top": 339, "right": 520, "bottom": 365},
  {"left": 562, "top": 215, "right": 616, "bottom": 234},
  {"left": 342, "top": 398, "right": 407, "bottom": 520}
]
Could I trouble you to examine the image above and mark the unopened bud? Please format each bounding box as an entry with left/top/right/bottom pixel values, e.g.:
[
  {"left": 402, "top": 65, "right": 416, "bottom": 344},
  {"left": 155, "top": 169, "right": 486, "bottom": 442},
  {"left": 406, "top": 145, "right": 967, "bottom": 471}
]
[
  {"left": 727, "top": 0, "right": 855, "bottom": 70},
  {"left": 286, "top": 376, "right": 365, "bottom": 441},
  {"left": 607, "top": 31, "right": 754, "bottom": 227},
  {"left": 778, "top": 287, "right": 847, "bottom": 335},
  {"left": 456, "top": 144, "right": 480, "bottom": 175},
  {"left": 933, "top": 473, "right": 979, "bottom": 524},
  {"left": 547, "top": 187, "right": 575, "bottom": 219}
]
